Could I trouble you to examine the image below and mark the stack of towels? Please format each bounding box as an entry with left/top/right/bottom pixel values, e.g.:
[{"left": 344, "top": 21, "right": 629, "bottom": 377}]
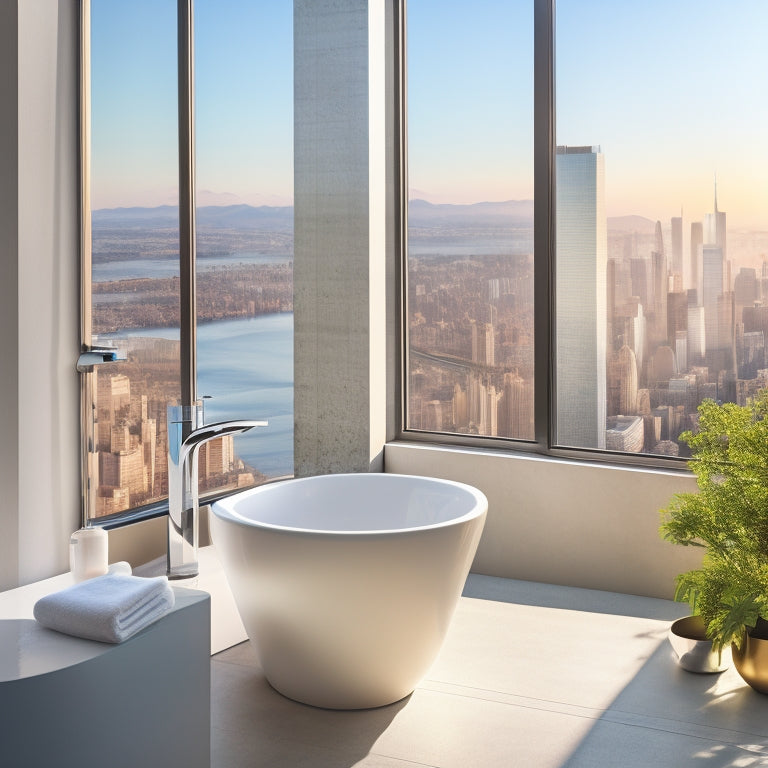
[{"left": 34, "top": 567, "right": 175, "bottom": 644}]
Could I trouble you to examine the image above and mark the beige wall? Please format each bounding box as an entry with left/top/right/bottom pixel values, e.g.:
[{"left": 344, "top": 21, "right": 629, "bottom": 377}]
[
  {"left": 385, "top": 443, "right": 703, "bottom": 600},
  {"left": 107, "top": 516, "right": 167, "bottom": 567},
  {"left": 0, "top": 0, "right": 80, "bottom": 590}
]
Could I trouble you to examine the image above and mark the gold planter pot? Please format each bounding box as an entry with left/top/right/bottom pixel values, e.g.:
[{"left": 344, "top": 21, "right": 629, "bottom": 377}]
[
  {"left": 732, "top": 633, "right": 768, "bottom": 694},
  {"left": 669, "top": 616, "right": 730, "bottom": 673}
]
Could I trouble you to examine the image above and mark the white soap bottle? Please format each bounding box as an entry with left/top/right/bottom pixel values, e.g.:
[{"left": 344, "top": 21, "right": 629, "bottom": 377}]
[{"left": 69, "top": 525, "right": 109, "bottom": 582}]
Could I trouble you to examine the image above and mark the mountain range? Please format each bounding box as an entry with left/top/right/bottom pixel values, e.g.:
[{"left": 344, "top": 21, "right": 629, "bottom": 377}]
[{"left": 93, "top": 201, "right": 655, "bottom": 233}]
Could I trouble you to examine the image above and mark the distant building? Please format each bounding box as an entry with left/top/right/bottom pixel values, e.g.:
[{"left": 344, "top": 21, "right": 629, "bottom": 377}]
[
  {"left": 687, "top": 304, "right": 706, "bottom": 364},
  {"left": 555, "top": 145, "right": 607, "bottom": 449},
  {"left": 667, "top": 291, "right": 688, "bottom": 347},
  {"left": 650, "top": 242, "right": 667, "bottom": 347},
  {"left": 651, "top": 345, "right": 677, "bottom": 383},
  {"left": 734, "top": 268, "right": 759, "bottom": 321},
  {"left": 674, "top": 330, "right": 688, "bottom": 373},
  {"left": 690, "top": 222, "right": 704, "bottom": 298},
  {"left": 199, "top": 435, "right": 235, "bottom": 478},
  {"left": 605, "top": 415, "right": 644, "bottom": 453},
  {"left": 452, "top": 383, "right": 468, "bottom": 431},
  {"left": 704, "top": 179, "right": 727, "bottom": 259},
  {"left": 497, "top": 372, "right": 533, "bottom": 440},
  {"left": 670, "top": 214, "right": 683, "bottom": 280},
  {"left": 652, "top": 440, "right": 680, "bottom": 457},
  {"left": 702, "top": 244, "right": 724, "bottom": 355},
  {"left": 607, "top": 344, "right": 638, "bottom": 416}
]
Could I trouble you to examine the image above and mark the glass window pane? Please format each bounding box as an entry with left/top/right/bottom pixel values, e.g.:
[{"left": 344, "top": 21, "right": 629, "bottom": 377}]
[
  {"left": 89, "top": 0, "right": 180, "bottom": 517},
  {"left": 556, "top": 0, "right": 768, "bottom": 456},
  {"left": 406, "top": 0, "right": 535, "bottom": 440},
  {"left": 194, "top": 0, "right": 294, "bottom": 488}
]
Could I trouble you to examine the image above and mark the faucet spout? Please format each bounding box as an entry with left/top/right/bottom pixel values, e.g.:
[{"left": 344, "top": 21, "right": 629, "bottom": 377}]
[{"left": 167, "top": 403, "right": 267, "bottom": 579}]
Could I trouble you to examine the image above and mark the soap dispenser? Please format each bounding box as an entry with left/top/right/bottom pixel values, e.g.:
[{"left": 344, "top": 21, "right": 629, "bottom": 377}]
[{"left": 69, "top": 524, "right": 109, "bottom": 582}]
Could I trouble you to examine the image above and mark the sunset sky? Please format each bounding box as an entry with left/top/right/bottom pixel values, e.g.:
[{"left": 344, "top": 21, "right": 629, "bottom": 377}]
[{"left": 91, "top": 0, "right": 766, "bottom": 230}]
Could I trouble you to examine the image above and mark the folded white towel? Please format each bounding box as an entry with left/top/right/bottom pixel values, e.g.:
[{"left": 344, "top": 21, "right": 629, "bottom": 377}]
[
  {"left": 107, "top": 561, "right": 133, "bottom": 576},
  {"left": 33, "top": 574, "right": 175, "bottom": 644}
]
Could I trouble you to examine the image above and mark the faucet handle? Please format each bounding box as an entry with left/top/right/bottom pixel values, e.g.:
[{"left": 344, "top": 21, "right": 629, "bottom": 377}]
[
  {"left": 167, "top": 417, "right": 268, "bottom": 580},
  {"left": 76, "top": 345, "right": 127, "bottom": 372},
  {"left": 187, "top": 419, "right": 268, "bottom": 443}
]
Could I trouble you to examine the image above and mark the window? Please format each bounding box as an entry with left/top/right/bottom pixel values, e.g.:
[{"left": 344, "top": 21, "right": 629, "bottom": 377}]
[
  {"left": 405, "top": 0, "right": 535, "bottom": 441},
  {"left": 404, "top": 0, "right": 768, "bottom": 462},
  {"left": 81, "top": 0, "right": 293, "bottom": 523}
]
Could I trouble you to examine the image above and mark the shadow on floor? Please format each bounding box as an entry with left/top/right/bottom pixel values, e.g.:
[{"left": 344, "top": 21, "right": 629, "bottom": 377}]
[
  {"left": 463, "top": 573, "right": 689, "bottom": 621},
  {"left": 558, "top": 638, "right": 768, "bottom": 767},
  {"left": 212, "top": 642, "right": 409, "bottom": 768}
]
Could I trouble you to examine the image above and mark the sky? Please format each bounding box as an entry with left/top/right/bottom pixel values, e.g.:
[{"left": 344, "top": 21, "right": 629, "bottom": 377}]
[
  {"left": 408, "top": 0, "right": 768, "bottom": 230},
  {"left": 90, "top": 0, "right": 293, "bottom": 210},
  {"left": 91, "top": 0, "right": 767, "bottom": 231}
]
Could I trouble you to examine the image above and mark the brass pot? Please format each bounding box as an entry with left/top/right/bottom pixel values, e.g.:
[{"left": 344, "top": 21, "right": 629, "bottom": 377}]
[
  {"left": 669, "top": 615, "right": 730, "bottom": 673},
  {"left": 732, "top": 632, "right": 768, "bottom": 694}
]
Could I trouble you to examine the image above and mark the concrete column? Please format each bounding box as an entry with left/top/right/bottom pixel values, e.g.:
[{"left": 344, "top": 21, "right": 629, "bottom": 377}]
[{"left": 293, "top": 0, "right": 395, "bottom": 476}]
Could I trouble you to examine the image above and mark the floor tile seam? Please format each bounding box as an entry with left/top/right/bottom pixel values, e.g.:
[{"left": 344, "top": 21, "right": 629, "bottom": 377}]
[
  {"left": 210, "top": 723, "right": 440, "bottom": 768},
  {"left": 599, "top": 706, "right": 768, "bottom": 746},
  {"left": 364, "top": 750, "right": 441, "bottom": 768},
  {"left": 418, "top": 679, "right": 614, "bottom": 725},
  {"left": 211, "top": 657, "right": 258, "bottom": 670},
  {"left": 419, "top": 678, "right": 606, "bottom": 719},
  {"left": 420, "top": 679, "right": 768, "bottom": 746},
  {"left": 594, "top": 711, "right": 768, "bottom": 751}
]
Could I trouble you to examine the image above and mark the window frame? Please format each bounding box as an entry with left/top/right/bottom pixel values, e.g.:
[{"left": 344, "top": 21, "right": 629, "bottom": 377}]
[
  {"left": 396, "top": 0, "right": 690, "bottom": 473},
  {"left": 78, "top": 0, "right": 243, "bottom": 529}
]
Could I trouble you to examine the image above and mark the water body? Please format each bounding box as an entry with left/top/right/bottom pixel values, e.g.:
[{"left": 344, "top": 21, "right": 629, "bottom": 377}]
[
  {"left": 92, "top": 251, "right": 291, "bottom": 282},
  {"left": 198, "top": 313, "right": 293, "bottom": 478},
  {"left": 105, "top": 313, "right": 294, "bottom": 478},
  {"left": 93, "top": 236, "right": 531, "bottom": 480}
]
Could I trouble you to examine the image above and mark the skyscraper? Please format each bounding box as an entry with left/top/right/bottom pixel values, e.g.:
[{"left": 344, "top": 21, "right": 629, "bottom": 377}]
[
  {"left": 670, "top": 213, "right": 683, "bottom": 280},
  {"left": 704, "top": 178, "right": 727, "bottom": 258},
  {"left": 650, "top": 230, "right": 667, "bottom": 347},
  {"left": 497, "top": 372, "right": 534, "bottom": 440},
  {"left": 556, "top": 145, "right": 607, "bottom": 450},
  {"left": 687, "top": 302, "right": 706, "bottom": 364},
  {"left": 702, "top": 243, "right": 724, "bottom": 357},
  {"left": 734, "top": 267, "right": 758, "bottom": 316},
  {"left": 690, "top": 221, "right": 703, "bottom": 298},
  {"left": 616, "top": 344, "right": 638, "bottom": 415}
]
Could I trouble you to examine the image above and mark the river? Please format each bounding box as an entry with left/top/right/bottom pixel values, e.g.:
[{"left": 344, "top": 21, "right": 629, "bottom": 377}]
[{"left": 106, "top": 313, "right": 294, "bottom": 478}]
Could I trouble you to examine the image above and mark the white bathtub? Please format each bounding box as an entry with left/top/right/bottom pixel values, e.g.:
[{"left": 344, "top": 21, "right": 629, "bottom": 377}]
[{"left": 211, "top": 472, "right": 487, "bottom": 709}]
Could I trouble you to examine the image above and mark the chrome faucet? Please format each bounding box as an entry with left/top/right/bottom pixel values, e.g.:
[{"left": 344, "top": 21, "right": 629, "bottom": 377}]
[{"left": 167, "top": 403, "right": 267, "bottom": 579}]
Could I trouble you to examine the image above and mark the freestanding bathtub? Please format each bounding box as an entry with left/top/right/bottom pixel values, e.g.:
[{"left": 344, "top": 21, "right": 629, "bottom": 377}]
[{"left": 210, "top": 472, "right": 487, "bottom": 709}]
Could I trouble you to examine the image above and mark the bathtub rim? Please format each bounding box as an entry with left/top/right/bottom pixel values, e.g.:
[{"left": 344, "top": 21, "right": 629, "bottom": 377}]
[{"left": 210, "top": 472, "right": 488, "bottom": 537}]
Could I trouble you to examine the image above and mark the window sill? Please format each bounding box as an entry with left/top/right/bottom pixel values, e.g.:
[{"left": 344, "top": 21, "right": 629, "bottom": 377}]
[
  {"left": 383, "top": 440, "right": 700, "bottom": 599},
  {"left": 389, "top": 435, "right": 692, "bottom": 477}
]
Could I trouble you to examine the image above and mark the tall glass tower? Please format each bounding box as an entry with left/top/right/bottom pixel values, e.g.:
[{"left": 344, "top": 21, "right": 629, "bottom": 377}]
[{"left": 555, "top": 146, "right": 607, "bottom": 450}]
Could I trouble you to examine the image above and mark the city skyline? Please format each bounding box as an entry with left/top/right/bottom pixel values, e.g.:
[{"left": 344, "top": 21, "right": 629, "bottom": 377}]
[{"left": 86, "top": 0, "right": 768, "bottom": 515}]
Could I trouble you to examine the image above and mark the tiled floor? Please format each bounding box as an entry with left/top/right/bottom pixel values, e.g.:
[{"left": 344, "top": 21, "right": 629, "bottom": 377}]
[{"left": 211, "top": 575, "right": 768, "bottom": 767}]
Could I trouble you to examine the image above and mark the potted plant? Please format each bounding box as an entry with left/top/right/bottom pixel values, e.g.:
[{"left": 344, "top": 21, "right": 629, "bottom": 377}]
[{"left": 660, "top": 392, "right": 768, "bottom": 691}]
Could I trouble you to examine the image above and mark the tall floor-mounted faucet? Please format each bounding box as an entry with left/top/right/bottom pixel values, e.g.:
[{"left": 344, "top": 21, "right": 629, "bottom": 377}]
[{"left": 167, "top": 403, "right": 267, "bottom": 579}]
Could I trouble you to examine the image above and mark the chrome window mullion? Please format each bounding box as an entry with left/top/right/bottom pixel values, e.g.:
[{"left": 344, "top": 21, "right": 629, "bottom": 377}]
[
  {"left": 78, "top": 0, "right": 97, "bottom": 527},
  {"left": 80, "top": 1, "right": 91, "bottom": 354},
  {"left": 178, "top": 0, "right": 197, "bottom": 409},
  {"left": 533, "top": 0, "right": 555, "bottom": 452},
  {"left": 397, "top": 0, "right": 408, "bottom": 437}
]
